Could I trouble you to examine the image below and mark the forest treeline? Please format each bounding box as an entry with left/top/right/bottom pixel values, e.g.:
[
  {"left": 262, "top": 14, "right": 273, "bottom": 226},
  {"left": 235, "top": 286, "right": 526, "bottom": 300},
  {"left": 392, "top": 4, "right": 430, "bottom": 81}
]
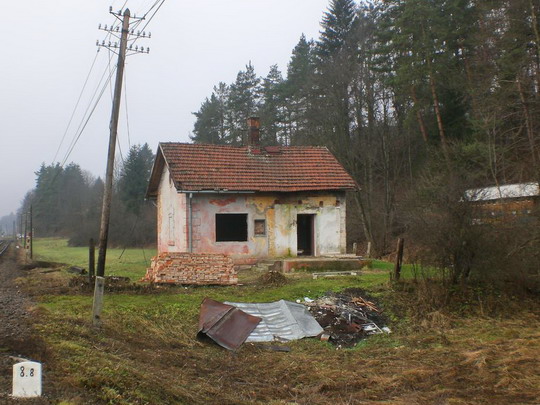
[
  {"left": 192, "top": 0, "right": 540, "bottom": 288},
  {"left": 18, "top": 144, "right": 155, "bottom": 248}
]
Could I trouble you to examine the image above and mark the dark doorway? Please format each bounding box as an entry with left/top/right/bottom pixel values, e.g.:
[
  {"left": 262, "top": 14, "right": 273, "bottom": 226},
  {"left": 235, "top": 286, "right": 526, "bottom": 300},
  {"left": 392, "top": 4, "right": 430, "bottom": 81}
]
[{"left": 297, "top": 214, "right": 315, "bottom": 256}]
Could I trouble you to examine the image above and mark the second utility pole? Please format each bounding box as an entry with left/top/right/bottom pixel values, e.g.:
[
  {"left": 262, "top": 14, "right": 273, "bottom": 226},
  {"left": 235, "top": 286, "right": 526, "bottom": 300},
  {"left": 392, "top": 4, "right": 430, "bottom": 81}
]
[{"left": 96, "top": 9, "right": 130, "bottom": 278}]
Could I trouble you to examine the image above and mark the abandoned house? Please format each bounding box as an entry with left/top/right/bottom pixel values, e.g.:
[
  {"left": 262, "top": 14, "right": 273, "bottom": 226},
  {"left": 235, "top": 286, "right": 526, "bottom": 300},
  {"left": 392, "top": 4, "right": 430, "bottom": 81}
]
[
  {"left": 143, "top": 118, "right": 358, "bottom": 285},
  {"left": 466, "top": 182, "right": 539, "bottom": 224}
]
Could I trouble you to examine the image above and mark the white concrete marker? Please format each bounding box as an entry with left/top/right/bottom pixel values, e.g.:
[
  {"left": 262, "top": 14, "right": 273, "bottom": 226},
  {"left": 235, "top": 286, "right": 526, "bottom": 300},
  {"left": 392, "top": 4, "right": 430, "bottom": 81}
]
[{"left": 12, "top": 361, "right": 42, "bottom": 398}]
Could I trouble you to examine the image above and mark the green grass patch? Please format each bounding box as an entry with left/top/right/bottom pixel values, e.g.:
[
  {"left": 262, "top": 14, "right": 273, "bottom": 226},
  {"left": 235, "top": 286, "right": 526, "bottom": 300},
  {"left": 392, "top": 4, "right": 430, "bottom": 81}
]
[
  {"left": 21, "top": 246, "right": 540, "bottom": 404},
  {"left": 33, "top": 238, "right": 155, "bottom": 280}
]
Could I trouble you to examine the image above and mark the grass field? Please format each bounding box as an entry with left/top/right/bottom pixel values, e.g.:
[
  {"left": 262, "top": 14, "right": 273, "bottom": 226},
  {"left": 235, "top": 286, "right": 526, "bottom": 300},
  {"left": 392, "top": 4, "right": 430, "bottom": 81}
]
[
  {"left": 33, "top": 238, "right": 156, "bottom": 280},
  {"left": 16, "top": 239, "right": 540, "bottom": 404}
]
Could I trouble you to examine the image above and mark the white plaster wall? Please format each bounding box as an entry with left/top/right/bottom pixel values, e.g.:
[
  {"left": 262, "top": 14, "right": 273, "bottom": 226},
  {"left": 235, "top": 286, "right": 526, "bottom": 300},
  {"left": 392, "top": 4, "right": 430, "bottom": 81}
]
[
  {"left": 157, "top": 166, "right": 187, "bottom": 253},
  {"left": 274, "top": 198, "right": 344, "bottom": 257},
  {"left": 340, "top": 197, "right": 347, "bottom": 254},
  {"left": 190, "top": 194, "right": 269, "bottom": 260},
  {"left": 155, "top": 188, "right": 348, "bottom": 259}
]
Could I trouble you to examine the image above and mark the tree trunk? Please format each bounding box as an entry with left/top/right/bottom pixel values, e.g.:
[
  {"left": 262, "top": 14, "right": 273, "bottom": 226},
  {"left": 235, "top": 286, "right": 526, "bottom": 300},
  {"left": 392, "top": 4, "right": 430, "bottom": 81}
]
[
  {"left": 353, "top": 192, "right": 375, "bottom": 254},
  {"left": 411, "top": 86, "right": 429, "bottom": 143},
  {"left": 516, "top": 74, "right": 539, "bottom": 172},
  {"left": 427, "top": 65, "right": 449, "bottom": 154},
  {"left": 529, "top": 0, "right": 540, "bottom": 98}
]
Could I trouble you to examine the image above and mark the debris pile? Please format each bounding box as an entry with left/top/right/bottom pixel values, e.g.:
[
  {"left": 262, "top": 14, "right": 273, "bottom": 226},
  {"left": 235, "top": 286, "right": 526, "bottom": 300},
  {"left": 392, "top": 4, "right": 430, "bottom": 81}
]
[
  {"left": 198, "top": 298, "right": 323, "bottom": 351},
  {"left": 304, "top": 288, "right": 390, "bottom": 347},
  {"left": 258, "top": 270, "right": 287, "bottom": 286}
]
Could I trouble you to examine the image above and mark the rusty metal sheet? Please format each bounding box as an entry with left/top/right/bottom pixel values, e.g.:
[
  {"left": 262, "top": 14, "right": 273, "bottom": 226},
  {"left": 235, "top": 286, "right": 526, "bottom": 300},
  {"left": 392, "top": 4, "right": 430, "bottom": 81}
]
[{"left": 198, "top": 298, "right": 261, "bottom": 351}]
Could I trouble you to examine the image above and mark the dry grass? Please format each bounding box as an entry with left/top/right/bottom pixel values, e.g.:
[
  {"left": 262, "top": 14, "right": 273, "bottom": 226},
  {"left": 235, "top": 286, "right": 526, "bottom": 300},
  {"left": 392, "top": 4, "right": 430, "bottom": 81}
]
[
  {"left": 8, "top": 249, "right": 540, "bottom": 405},
  {"left": 258, "top": 270, "right": 288, "bottom": 286}
]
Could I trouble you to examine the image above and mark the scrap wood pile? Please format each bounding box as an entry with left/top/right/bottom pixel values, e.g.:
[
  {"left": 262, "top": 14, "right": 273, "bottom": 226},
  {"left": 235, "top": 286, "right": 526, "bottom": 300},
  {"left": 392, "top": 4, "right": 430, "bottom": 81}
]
[{"left": 304, "top": 288, "right": 390, "bottom": 347}]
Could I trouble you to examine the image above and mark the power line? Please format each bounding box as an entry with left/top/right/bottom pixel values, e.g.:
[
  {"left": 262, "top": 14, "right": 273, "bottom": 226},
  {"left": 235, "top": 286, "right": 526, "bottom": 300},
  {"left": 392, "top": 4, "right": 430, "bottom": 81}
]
[
  {"left": 47, "top": 1, "right": 164, "bottom": 196},
  {"left": 52, "top": 50, "right": 102, "bottom": 164},
  {"left": 61, "top": 56, "right": 116, "bottom": 166},
  {"left": 139, "top": 0, "right": 166, "bottom": 33},
  {"left": 61, "top": 66, "right": 118, "bottom": 167},
  {"left": 54, "top": 18, "right": 122, "bottom": 166}
]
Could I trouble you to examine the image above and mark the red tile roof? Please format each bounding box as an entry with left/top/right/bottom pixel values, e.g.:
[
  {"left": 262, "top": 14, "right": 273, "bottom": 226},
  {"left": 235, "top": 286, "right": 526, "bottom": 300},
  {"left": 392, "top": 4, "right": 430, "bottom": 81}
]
[{"left": 147, "top": 143, "right": 357, "bottom": 197}]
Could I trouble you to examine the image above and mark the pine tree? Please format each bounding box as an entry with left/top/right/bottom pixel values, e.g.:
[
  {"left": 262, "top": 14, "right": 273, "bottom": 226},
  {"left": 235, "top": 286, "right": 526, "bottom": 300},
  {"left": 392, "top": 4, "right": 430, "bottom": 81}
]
[
  {"left": 284, "top": 34, "right": 316, "bottom": 145},
  {"left": 312, "top": 0, "right": 358, "bottom": 154},
  {"left": 118, "top": 144, "right": 155, "bottom": 215},
  {"left": 260, "top": 65, "right": 285, "bottom": 145},
  {"left": 228, "top": 62, "right": 261, "bottom": 145},
  {"left": 191, "top": 83, "right": 230, "bottom": 144},
  {"left": 317, "top": 0, "right": 357, "bottom": 59}
]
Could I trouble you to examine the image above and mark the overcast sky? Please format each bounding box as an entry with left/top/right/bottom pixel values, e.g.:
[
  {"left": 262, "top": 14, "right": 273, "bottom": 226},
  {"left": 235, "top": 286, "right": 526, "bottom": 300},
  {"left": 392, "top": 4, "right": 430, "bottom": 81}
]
[{"left": 0, "top": 0, "right": 331, "bottom": 217}]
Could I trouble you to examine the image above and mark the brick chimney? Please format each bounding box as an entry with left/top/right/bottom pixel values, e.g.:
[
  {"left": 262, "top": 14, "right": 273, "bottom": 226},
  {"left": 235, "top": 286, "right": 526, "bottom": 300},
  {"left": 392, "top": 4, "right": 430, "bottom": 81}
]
[{"left": 247, "top": 117, "right": 260, "bottom": 146}]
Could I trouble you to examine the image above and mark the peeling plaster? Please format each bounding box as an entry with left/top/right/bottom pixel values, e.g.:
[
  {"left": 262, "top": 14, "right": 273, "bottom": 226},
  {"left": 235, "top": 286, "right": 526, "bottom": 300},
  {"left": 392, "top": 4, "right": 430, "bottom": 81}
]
[{"left": 155, "top": 186, "right": 347, "bottom": 261}]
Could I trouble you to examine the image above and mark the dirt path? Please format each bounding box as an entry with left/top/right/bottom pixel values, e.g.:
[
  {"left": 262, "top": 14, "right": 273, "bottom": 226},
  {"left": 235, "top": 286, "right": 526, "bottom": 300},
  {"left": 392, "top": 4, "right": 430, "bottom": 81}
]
[{"left": 0, "top": 246, "right": 49, "bottom": 403}]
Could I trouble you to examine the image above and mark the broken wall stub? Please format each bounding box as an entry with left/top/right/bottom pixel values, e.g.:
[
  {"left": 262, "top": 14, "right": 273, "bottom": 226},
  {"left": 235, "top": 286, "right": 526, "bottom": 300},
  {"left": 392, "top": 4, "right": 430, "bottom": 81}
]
[{"left": 143, "top": 252, "right": 237, "bottom": 285}]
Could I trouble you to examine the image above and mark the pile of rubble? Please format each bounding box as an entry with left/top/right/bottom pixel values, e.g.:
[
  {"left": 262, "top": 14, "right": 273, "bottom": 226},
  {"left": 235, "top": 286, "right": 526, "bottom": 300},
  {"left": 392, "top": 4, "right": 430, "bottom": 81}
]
[
  {"left": 304, "top": 288, "right": 390, "bottom": 347},
  {"left": 197, "top": 289, "right": 391, "bottom": 351}
]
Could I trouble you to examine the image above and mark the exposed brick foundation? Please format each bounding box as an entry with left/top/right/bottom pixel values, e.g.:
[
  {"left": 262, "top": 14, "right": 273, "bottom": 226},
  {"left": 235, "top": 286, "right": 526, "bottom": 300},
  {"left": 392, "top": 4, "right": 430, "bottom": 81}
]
[{"left": 143, "top": 253, "right": 237, "bottom": 285}]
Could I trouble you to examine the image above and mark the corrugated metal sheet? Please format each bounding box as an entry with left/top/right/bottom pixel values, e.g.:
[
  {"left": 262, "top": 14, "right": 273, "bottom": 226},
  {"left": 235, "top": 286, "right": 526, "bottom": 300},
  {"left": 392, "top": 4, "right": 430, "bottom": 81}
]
[
  {"left": 225, "top": 300, "right": 323, "bottom": 342},
  {"left": 465, "top": 182, "right": 539, "bottom": 202},
  {"left": 198, "top": 298, "right": 261, "bottom": 351}
]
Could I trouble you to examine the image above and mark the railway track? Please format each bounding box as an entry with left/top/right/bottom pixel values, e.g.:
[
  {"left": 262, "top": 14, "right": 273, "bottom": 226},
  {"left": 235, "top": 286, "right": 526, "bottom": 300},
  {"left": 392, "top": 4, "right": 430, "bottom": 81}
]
[{"left": 0, "top": 240, "right": 11, "bottom": 257}]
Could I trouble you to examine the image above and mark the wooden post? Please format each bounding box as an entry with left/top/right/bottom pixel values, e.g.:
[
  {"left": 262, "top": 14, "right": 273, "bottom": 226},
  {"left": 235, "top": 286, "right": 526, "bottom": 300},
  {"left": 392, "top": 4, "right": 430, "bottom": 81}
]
[
  {"left": 393, "top": 238, "right": 404, "bottom": 281},
  {"left": 92, "top": 277, "right": 105, "bottom": 327},
  {"left": 88, "top": 238, "right": 95, "bottom": 280},
  {"left": 29, "top": 205, "right": 33, "bottom": 260},
  {"left": 23, "top": 211, "right": 27, "bottom": 250},
  {"left": 366, "top": 241, "right": 372, "bottom": 258}
]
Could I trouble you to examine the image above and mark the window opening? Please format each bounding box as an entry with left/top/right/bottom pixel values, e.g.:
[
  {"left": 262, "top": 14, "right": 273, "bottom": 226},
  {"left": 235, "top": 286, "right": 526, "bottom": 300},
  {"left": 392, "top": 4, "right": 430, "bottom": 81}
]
[
  {"left": 216, "top": 214, "right": 248, "bottom": 242},
  {"left": 254, "top": 219, "right": 266, "bottom": 236}
]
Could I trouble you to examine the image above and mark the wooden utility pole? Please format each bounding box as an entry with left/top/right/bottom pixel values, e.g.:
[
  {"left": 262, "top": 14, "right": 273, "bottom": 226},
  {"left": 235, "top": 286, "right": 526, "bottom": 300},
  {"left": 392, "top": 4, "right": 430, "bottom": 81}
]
[
  {"left": 29, "top": 205, "right": 33, "bottom": 259},
  {"left": 89, "top": 238, "right": 95, "bottom": 280},
  {"left": 96, "top": 9, "right": 131, "bottom": 278},
  {"left": 393, "top": 238, "right": 404, "bottom": 281},
  {"left": 23, "top": 211, "right": 27, "bottom": 250}
]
